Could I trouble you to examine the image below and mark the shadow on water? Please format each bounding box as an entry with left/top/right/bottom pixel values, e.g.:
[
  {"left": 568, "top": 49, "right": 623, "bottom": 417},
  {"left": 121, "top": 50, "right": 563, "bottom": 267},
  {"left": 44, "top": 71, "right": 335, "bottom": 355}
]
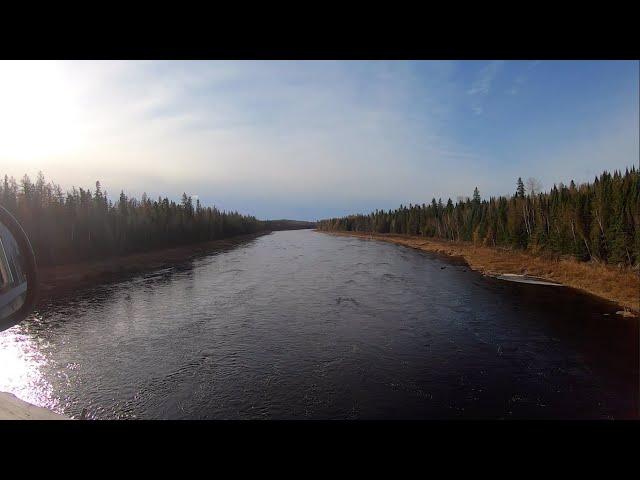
[
  {"left": 36, "top": 234, "right": 265, "bottom": 314},
  {"left": 383, "top": 241, "right": 636, "bottom": 377}
]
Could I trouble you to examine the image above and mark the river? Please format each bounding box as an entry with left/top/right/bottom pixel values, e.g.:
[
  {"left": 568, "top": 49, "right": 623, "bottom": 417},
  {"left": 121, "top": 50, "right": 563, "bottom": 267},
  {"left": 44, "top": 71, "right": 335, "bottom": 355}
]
[{"left": 0, "top": 229, "right": 637, "bottom": 419}]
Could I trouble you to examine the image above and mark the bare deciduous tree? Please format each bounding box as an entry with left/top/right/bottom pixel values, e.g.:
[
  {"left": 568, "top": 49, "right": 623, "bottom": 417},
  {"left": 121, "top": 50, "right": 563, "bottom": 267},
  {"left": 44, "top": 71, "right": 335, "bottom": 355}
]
[{"left": 526, "top": 177, "right": 542, "bottom": 197}]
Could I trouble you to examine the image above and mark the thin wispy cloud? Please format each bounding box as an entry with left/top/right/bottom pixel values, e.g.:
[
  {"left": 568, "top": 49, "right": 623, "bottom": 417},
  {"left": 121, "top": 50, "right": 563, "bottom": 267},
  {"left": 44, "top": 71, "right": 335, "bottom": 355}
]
[
  {"left": 506, "top": 61, "right": 541, "bottom": 95},
  {"left": 467, "top": 61, "right": 504, "bottom": 96},
  {"left": 507, "top": 75, "right": 526, "bottom": 95},
  {"left": 467, "top": 60, "right": 504, "bottom": 114}
]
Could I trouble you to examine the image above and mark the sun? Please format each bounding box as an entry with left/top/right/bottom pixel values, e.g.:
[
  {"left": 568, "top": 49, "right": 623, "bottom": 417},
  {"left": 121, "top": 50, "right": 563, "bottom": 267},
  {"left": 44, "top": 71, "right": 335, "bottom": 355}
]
[{"left": 0, "top": 61, "right": 84, "bottom": 167}]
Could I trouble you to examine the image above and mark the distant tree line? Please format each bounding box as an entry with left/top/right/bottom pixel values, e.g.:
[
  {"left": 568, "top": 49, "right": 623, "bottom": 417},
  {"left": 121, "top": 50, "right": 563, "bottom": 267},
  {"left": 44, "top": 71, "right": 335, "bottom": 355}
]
[
  {"left": 0, "top": 172, "right": 266, "bottom": 266},
  {"left": 263, "top": 219, "right": 316, "bottom": 231},
  {"left": 317, "top": 168, "right": 640, "bottom": 267}
]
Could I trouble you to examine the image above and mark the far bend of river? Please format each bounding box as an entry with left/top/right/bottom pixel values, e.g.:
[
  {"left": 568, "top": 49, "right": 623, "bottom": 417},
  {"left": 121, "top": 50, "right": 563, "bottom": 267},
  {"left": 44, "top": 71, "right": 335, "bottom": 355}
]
[{"left": 1, "top": 230, "right": 637, "bottom": 419}]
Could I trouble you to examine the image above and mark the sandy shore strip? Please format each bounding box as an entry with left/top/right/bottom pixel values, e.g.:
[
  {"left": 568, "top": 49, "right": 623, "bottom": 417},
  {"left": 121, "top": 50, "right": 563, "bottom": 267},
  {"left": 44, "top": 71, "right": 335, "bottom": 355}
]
[
  {"left": 320, "top": 230, "right": 639, "bottom": 314},
  {"left": 0, "top": 392, "right": 68, "bottom": 420}
]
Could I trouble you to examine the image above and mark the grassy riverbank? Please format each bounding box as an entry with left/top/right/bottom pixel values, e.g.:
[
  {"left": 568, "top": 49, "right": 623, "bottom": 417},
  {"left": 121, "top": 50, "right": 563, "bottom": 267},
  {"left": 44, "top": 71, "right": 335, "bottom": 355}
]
[
  {"left": 37, "top": 231, "right": 270, "bottom": 304},
  {"left": 322, "top": 231, "right": 639, "bottom": 314}
]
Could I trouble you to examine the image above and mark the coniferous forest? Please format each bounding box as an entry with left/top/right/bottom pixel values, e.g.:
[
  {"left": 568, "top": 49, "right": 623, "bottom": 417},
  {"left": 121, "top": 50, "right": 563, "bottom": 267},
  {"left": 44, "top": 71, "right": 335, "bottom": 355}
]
[
  {"left": 318, "top": 168, "right": 640, "bottom": 267},
  {"left": 0, "top": 172, "right": 265, "bottom": 266},
  {"left": 3, "top": 169, "right": 639, "bottom": 269}
]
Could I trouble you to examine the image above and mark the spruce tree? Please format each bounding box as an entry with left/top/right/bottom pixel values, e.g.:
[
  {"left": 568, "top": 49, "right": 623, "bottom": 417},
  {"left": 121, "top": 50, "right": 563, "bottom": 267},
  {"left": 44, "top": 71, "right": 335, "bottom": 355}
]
[{"left": 516, "top": 177, "right": 525, "bottom": 198}]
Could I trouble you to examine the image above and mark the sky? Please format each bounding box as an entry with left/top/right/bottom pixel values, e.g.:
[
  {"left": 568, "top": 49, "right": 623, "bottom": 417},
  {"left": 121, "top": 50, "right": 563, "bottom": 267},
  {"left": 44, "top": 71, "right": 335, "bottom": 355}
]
[{"left": 0, "top": 60, "right": 637, "bottom": 221}]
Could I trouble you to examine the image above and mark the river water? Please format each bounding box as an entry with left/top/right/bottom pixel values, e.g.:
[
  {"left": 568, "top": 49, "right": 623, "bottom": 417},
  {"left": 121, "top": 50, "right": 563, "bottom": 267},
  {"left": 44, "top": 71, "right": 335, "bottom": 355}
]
[{"left": 0, "top": 230, "right": 637, "bottom": 419}]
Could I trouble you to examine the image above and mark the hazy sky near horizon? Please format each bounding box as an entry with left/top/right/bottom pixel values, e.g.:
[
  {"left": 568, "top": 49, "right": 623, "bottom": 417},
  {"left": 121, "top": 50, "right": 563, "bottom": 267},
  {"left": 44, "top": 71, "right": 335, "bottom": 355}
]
[{"left": 0, "top": 60, "right": 637, "bottom": 220}]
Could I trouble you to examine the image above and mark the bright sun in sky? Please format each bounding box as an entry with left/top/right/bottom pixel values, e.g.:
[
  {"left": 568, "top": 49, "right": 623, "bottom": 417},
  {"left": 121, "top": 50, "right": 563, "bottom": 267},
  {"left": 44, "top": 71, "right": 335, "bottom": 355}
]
[{"left": 0, "top": 61, "right": 86, "bottom": 164}]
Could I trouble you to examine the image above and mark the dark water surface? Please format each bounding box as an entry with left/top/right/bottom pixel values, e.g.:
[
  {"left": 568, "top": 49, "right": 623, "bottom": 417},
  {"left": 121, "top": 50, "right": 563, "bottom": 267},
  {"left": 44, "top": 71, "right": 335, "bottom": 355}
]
[{"left": 1, "top": 230, "right": 637, "bottom": 419}]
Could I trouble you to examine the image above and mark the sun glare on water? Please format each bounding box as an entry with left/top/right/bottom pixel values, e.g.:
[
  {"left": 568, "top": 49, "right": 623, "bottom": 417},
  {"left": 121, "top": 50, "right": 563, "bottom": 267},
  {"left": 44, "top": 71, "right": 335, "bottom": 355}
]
[{"left": 0, "top": 321, "right": 59, "bottom": 413}]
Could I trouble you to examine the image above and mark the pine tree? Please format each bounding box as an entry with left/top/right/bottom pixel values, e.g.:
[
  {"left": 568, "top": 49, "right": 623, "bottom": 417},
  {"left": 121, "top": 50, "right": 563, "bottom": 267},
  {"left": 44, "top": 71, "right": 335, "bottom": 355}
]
[
  {"left": 473, "top": 187, "right": 481, "bottom": 204},
  {"left": 516, "top": 177, "right": 525, "bottom": 198}
]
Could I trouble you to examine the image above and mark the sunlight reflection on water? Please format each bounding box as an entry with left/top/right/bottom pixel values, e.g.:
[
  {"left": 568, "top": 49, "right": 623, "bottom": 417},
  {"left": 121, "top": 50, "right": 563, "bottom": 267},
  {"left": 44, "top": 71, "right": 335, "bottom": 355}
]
[{"left": 0, "top": 315, "right": 61, "bottom": 414}]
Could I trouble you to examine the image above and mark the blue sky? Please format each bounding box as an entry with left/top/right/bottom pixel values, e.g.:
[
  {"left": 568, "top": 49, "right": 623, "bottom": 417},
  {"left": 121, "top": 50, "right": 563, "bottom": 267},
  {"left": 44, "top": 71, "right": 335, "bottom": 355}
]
[{"left": 0, "top": 60, "right": 637, "bottom": 220}]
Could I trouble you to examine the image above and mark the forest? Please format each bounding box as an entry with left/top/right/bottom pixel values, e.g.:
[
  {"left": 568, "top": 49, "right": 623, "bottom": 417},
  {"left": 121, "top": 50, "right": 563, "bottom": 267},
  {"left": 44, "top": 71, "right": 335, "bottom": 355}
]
[
  {"left": 263, "top": 219, "right": 316, "bottom": 231},
  {"left": 0, "top": 172, "right": 266, "bottom": 266},
  {"left": 317, "top": 168, "right": 640, "bottom": 267}
]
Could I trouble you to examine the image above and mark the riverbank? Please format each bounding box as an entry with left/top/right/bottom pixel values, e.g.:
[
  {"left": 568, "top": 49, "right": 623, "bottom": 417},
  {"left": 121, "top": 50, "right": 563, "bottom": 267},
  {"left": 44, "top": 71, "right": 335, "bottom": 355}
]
[
  {"left": 321, "top": 231, "right": 639, "bottom": 313},
  {"left": 37, "top": 231, "right": 270, "bottom": 304}
]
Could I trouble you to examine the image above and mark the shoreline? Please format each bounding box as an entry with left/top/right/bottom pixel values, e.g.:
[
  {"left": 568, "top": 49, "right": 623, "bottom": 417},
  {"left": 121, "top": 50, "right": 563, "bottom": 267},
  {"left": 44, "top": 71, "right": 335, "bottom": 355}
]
[
  {"left": 0, "top": 392, "right": 68, "bottom": 420},
  {"left": 37, "top": 231, "right": 270, "bottom": 304},
  {"left": 320, "top": 230, "right": 639, "bottom": 314}
]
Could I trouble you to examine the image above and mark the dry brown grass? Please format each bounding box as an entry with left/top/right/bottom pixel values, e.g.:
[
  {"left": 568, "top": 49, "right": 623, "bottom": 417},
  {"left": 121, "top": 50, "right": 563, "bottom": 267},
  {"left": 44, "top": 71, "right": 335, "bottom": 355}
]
[{"left": 323, "top": 231, "right": 639, "bottom": 313}]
